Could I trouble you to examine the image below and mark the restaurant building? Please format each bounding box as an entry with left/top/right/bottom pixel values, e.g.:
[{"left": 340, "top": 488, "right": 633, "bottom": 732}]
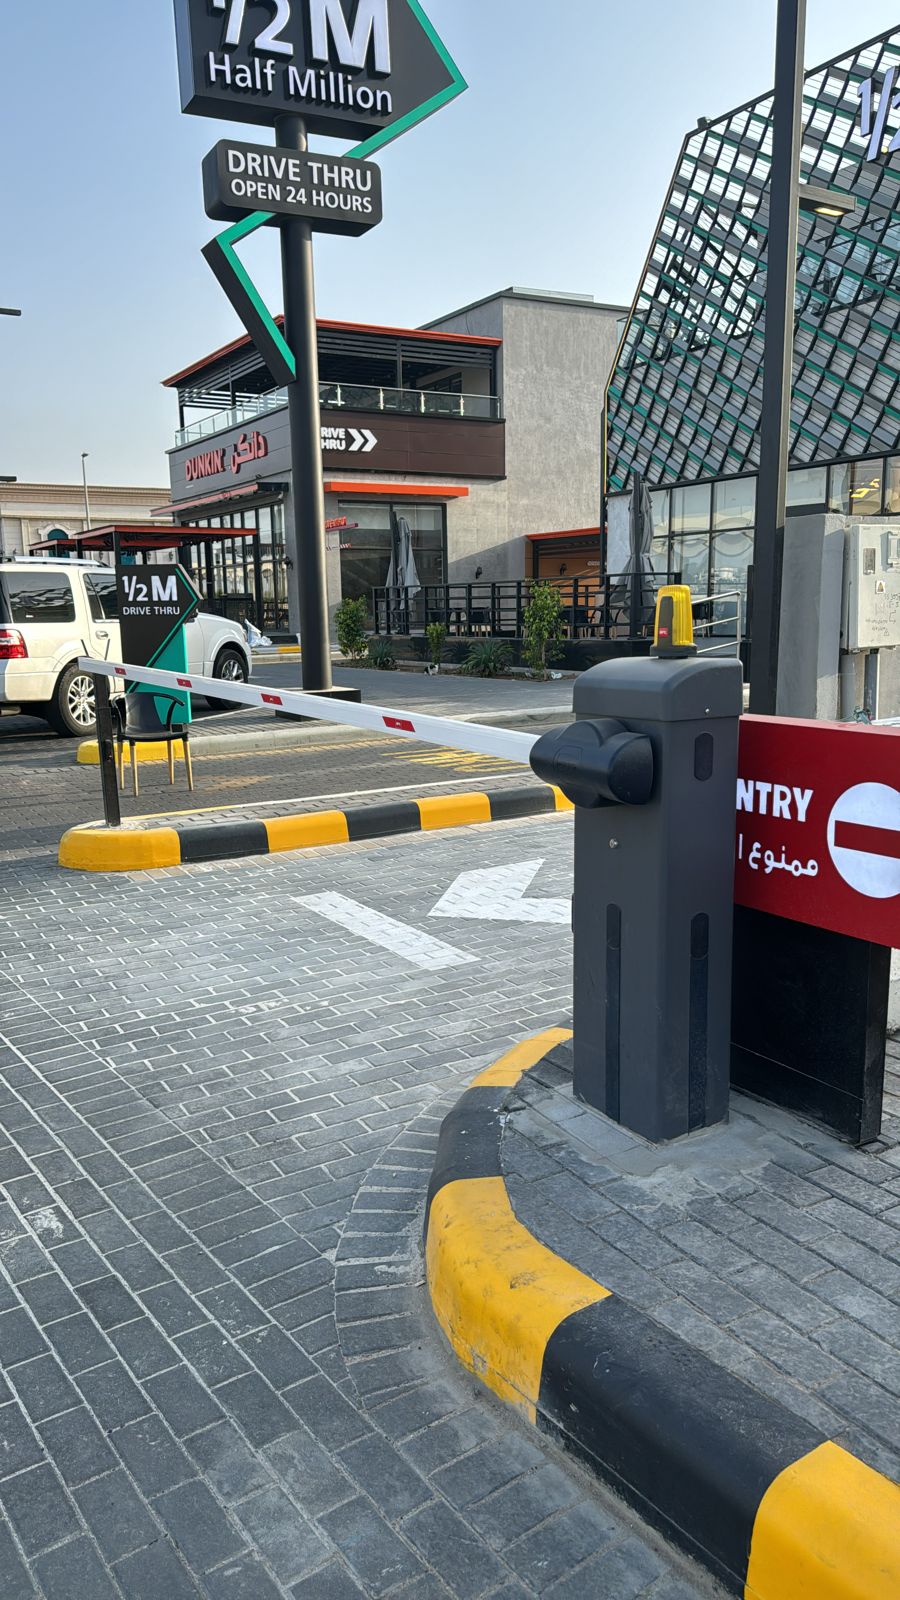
[
  {"left": 161, "top": 287, "right": 625, "bottom": 633},
  {"left": 604, "top": 24, "right": 900, "bottom": 694},
  {"left": 0, "top": 482, "right": 171, "bottom": 559}
]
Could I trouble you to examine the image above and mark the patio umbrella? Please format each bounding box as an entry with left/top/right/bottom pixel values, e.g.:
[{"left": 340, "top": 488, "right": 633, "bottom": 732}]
[
  {"left": 616, "top": 470, "right": 659, "bottom": 633},
  {"left": 395, "top": 515, "right": 421, "bottom": 598}
]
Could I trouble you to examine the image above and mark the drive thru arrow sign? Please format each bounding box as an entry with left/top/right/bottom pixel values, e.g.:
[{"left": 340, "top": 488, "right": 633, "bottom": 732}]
[
  {"left": 349, "top": 427, "right": 378, "bottom": 453},
  {"left": 429, "top": 860, "right": 570, "bottom": 925}
]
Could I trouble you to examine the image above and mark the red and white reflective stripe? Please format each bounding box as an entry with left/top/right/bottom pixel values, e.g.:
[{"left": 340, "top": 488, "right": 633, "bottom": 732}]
[{"left": 78, "top": 657, "right": 538, "bottom": 767}]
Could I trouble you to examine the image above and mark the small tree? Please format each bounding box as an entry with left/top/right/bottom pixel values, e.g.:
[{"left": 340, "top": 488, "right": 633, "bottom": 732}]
[
  {"left": 334, "top": 596, "right": 369, "bottom": 661},
  {"left": 523, "top": 582, "right": 565, "bottom": 678},
  {"left": 425, "top": 621, "right": 447, "bottom": 669}
]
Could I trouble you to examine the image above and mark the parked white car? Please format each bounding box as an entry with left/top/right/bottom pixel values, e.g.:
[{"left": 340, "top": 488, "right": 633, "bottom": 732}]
[{"left": 0, "top": 558, "right": 252, "bottom": 736}]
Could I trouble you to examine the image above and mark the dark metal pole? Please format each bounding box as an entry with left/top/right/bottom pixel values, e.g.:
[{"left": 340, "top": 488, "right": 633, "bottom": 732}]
[
  {"left": 629, "top": 470, "right": 643, "bottom": 637},
  {"left": 93, "top": 674, "right": 121, "bottom": 829},
  {"left": 276, "top": 114, "right": 332, "bottom": 692},
  {"left": 748, "top": 0, "right": 806, "bottom": 714}
]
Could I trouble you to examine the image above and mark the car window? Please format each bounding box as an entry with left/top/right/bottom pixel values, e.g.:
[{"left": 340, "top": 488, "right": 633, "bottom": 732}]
[
  {"left": 85, "top": 572, "right": 119, "bottom": 621},
  {"left": 0, "top": 571, "right": 76, "bottom": 624}
]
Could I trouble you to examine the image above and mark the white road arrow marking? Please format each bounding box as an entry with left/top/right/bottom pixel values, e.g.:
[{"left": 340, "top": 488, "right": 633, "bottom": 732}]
[
  {"left": 297, "top": 893, "right": 475, "bottom": 971},
  {"left": 429, "top": 859, "right": 569, "bottom": 925},
  {"left": 362, "top": 428, "right": 377, "bottom": 452}
]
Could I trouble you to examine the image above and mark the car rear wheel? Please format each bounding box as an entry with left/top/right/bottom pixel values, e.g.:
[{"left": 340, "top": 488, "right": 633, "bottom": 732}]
[
  {"left": 47, "top": 665, "right": 97, "bottom": 737},
  {"left": 205, "top": 647, "right": 249, "bottom": 711}
]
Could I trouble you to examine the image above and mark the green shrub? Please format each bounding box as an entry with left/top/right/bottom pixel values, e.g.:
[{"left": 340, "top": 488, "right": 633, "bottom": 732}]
[
  {"left": 425, "top": 621, "right": 447, "bottom": 668},
  {"left": 460, "top": 641, "right": 512, "bottom": 678},
  {"left": 523, "top": 582, "right": 565, "bottom": 677},
  {"left": 367, "top": 638, "right": 398, "bottom": 671},
  {"left": 334, "top": 596, "right": 369, "bottom": 661}
]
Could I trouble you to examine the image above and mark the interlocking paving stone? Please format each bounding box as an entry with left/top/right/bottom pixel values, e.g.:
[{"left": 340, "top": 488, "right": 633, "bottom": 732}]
[{"left": 0, "top": 816, "right": 783, "bottom": 1598}]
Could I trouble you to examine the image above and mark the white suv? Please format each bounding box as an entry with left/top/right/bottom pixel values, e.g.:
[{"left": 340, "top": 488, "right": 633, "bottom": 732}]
[{"left": 0, "top": 559, "right": 252, "bottom": 736}]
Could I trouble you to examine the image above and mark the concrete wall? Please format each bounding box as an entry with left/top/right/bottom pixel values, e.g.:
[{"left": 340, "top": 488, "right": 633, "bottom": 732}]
[{"left": 0, "top": 484, "right": 170, "bottom": 557}]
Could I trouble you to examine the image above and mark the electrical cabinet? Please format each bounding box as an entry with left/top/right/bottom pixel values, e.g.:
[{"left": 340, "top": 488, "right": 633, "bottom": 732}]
[{"left": 842, "top": 523, "right": 900, "bottom": 651}]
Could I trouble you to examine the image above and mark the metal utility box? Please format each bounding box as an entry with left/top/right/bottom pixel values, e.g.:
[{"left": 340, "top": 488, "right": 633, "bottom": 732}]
[
  {"left": 560, "top": 655, "right": 743, "bottom": 1143},
  {"left": 842, "top": 523, "right": 900, "bottom": 652}
]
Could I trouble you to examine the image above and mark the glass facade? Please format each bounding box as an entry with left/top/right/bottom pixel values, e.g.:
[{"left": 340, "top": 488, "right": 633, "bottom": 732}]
[
  {"left": 605, "top": 26, "right": 900, "bottom": 619},
  {"left": 338, "top": 502, "right": 447, "bottom": 615},
  {"left": 187, "top": 504, "right": 289, "bottom": 633}
]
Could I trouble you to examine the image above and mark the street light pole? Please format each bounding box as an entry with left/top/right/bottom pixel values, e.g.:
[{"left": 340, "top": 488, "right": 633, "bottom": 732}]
[
  {"left": 748, "top": 0, "right": 807, "bottom": 714},
  {"left": 81, "top": 452, "right": 93, "bottom": 531}
]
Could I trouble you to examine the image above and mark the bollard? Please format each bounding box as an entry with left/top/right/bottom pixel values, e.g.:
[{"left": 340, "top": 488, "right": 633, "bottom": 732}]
[
  {"left": 530, "top": 608, "right": 743, "bottom": 1143},
  {"left": 93, "top": 673, "right": 122, "bottom": 830}
]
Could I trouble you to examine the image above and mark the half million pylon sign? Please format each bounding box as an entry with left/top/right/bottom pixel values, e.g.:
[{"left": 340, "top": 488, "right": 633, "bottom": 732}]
[{"left": 172, "top": 0, "right": 466, "bottom": 696}]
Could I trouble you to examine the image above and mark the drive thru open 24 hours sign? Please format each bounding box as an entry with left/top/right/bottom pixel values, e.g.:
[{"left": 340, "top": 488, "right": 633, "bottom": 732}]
[{"left": 734, "top": 715, "right": 900, "bottom": 948}]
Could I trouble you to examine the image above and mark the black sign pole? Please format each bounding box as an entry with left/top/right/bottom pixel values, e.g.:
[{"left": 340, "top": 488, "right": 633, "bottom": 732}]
[
  {"left": 276, "top": 114, "right": 332, "bottom": 695},
  {"left": 93, "top": 673, "right": 122, "bottom": 830}
]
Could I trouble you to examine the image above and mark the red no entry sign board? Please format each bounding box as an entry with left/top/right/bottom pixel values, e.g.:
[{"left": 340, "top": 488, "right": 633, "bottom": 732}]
[{"left": 735, "top": 715, "right": 900, "bottom": 948}]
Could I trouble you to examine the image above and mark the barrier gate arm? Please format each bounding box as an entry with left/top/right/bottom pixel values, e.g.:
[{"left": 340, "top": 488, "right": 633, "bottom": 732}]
[{"left": 78, "top": 658, "right": 539, "bottom": 768}]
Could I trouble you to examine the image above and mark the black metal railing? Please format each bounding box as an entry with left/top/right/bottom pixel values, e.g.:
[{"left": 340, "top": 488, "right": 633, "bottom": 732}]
[{"left": 371, "top": 574, "right": 676, "bottom": 641}]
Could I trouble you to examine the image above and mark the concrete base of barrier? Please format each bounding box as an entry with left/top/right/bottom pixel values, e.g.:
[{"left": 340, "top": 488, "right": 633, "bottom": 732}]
[
  {"left": 59, "top": 786, "right": 572, "bottom": 872},
  {"left": 425, "top": 1031, "right": 900, "bottom": 1599}
]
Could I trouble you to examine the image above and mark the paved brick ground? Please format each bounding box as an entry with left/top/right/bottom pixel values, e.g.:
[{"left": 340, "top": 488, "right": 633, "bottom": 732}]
[{"left": 0, "top": 818, "right": 723, "bottom": 1599}]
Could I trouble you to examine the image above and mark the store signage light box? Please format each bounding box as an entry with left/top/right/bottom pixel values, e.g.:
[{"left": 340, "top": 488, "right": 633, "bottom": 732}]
[{"left": 174, "top": 0, "right": 458, "bottom": 137}]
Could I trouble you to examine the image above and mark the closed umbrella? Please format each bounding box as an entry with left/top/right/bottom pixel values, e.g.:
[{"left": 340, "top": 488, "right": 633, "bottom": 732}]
[{"left": 617, "top": 470, "right": 659, "bottom": 633}]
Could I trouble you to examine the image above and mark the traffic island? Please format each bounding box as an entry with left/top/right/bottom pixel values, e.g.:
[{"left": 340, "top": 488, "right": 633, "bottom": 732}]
[
  {"left": 58, "top": 785, "right": 572, "bottom": 871},
  {"left": 425, "top": 1029, "right": 900, "bottom": 1600}
]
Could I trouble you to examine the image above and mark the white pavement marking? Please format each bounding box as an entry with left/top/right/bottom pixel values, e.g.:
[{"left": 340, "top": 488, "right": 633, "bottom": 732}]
[
  {"left": 429, "top": 859, "right": 570, "bottom": 925},
  {"left": 296, "top": 892, "right": 477, "bottom": 971}
]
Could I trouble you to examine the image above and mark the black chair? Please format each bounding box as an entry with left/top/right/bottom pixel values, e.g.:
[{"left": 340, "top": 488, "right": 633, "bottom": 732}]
[{"left": 112, "top": 693, "right": 194, "bottom": 799}]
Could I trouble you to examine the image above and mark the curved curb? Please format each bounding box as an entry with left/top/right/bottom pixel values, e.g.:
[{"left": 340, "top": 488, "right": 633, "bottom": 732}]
[
  {"left": 59, "top": 786, "right": 572, "bottom": 872},
  {"left": 424, "top": 1030, "right": 900, "bottom": 1600}
]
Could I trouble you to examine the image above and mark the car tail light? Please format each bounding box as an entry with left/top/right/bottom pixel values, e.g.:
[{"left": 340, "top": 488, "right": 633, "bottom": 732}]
[{"left": 0, "top": 628, "right": 27, "bottom": 660}]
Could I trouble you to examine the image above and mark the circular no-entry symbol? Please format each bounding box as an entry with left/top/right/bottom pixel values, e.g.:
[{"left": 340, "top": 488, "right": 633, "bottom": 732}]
[{"left": 827, "top": 782, "right": 900, "bottom": 899}]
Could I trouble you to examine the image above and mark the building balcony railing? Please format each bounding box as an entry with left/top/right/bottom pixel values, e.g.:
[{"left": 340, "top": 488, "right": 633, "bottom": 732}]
[{"left": 175, "top": 383, "right": 502, "bottom": 447}]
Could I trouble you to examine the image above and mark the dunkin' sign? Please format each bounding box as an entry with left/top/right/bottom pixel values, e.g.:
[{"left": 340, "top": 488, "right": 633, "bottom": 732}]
[{"left": 185, "top": 430, "right": 269, "bottom": 483}]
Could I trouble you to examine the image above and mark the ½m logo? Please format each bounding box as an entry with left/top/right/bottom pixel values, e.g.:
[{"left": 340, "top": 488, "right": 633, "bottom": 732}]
[
  {"left": 857, "top": 66, "right": 900, "bottom": 162},
  {"left": 121, "top": 574, "right": 178, "bottom": 606}
]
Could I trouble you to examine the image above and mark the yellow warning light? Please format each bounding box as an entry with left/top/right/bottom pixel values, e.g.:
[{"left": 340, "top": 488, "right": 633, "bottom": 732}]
[{"left": 652, "top": 586, "right": 696, "bottom": 658}]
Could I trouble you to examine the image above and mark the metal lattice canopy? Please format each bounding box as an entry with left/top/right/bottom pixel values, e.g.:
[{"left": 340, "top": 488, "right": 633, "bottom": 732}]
[{"left": 605, "top": 28, "right": 900, "bottom": 494}]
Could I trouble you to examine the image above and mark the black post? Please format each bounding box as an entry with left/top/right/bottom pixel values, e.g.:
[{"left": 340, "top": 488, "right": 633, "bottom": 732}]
[
  {"left": 629, "top": 470, "right": 643, "bottom": 638},
  {"left": 748, "top": 0, "right": 806, "bottom": 714},
  {"left": 276, "top": 114, "right": 332, "bottom": 693},
  {"left": 93, "top": 674, "right": 121, "bottom": 829}
]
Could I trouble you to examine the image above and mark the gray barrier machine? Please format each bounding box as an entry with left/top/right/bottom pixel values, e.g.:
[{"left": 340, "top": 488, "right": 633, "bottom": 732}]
[{"left": 530, "top": 610, "right": 743, "bottom": 1143}]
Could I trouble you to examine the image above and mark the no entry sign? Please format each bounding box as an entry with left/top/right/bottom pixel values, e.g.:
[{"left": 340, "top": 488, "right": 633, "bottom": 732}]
[{"left": 735, "top": 715, "right": 900, "bottom": 947}]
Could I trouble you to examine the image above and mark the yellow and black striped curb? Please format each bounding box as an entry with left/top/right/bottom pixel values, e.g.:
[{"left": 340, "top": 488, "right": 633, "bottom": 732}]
[
  {"left": 58, "top": 786, "right": 573, "bottom": 872},
  {"left": 424, "top": 1029, "right": 900, "bottom": 1600}
]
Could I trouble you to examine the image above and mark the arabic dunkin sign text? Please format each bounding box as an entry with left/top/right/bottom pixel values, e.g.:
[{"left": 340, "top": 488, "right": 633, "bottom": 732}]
[
  {"left": 185, "top": 431, "right": 269, "bottom": 483},
  {"left": 734, "top": 715, "right": 900, "bottom": 948}
]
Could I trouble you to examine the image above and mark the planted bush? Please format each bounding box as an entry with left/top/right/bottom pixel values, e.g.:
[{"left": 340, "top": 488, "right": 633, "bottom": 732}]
[
  {"left": 334, "top": 596, "right": 369, "bottom": 661},
  {"left": 523, "top": 582, "right": 565, "bottom": 678},
  {"left": 367, "top": 638, "right": 398, "bottom": 671},
  {"left": 460, "top": 641, "right": 512, "bottom": 678}
]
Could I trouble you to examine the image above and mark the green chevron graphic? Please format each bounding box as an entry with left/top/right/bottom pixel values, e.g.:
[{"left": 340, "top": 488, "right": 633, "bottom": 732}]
[{"left": 202, "top": 0, "right": 466, "bottom": 379}]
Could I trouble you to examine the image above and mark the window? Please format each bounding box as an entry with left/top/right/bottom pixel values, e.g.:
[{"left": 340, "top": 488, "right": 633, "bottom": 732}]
[
  {"left": 671, "top": 483, "right": 711, "bottom": 534},
  {"left": 885, "top": 456, "right": 900, "bottom": 515},
  {"left": 830, "top": 458, "right": 884, "bottom": 515},
  {"left": 672, "top": 533, "right": 710, "bottom": 595},
  {"left": 85, "top": 572, "right": 119, "bottom": 621},
  {"left": 787, "top": 466, "right": 827, "bottom": 512},
  {"left": 713, "top": 476, "right": 755, "bottom": 530},
  {"left": 338, "top": 502, "right": 446, "bottom": 607},
  {"left": 0, "top": 571, "right": 76, "bottom": 624}
]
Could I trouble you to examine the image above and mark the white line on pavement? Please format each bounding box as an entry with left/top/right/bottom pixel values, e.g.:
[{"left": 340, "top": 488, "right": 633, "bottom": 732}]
[{"left": 296, "top": 892, "right": 477, "bottom": 971}]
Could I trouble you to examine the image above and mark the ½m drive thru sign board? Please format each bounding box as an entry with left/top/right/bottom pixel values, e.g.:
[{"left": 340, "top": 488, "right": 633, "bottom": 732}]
[
  {"left": 734, "top": 715, "right": 900, "bottom": 948},
  {"left": 174, "top": 0, "right": 461, "bottom": 139},
  {"left": 115, "top": 565, "right": 201, "bottom": 723}
]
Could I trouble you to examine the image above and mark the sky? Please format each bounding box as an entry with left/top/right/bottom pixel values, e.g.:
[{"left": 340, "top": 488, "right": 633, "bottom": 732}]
[{"left": 2, "top": 0, "right": 899, "bottom": 487}]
